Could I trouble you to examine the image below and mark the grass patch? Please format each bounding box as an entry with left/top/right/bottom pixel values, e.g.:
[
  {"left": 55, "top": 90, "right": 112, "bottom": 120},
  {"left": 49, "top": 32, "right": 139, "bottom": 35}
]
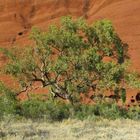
[{"left": 0, "top": 118, "right": 140, "bottom": 140}]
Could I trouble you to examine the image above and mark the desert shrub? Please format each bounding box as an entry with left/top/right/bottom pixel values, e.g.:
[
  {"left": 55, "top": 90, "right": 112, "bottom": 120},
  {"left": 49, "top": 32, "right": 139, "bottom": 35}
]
[
  {"left": 48, "top": 102, "right": 70, "bottom": 121},
  {"left": 127, "top": 106, "right": 140, "bottom": 120},
  {"left": 71, "top": 103, "right": 129, "bottom": 120},
  {"left": 94, "top": 103, "right": 128, "bottom": 119},
  {"left": 21, "top": 98, "right": 71, "bottom": 121},
  {"left": 21, "top": 99, "right": 47, "bottom": 119},
  {"left": 0, "top": 82, "right": 19, "bottom": 119},
  {"left": 71, "top": 104, "right": 97, "bottom": 120}
]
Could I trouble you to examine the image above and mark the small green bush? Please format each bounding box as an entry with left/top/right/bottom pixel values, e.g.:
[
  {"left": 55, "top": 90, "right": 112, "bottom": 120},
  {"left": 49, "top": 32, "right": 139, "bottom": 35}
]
[
  {"left": 127, "top": 106, "right": 140, "bottom": 120},
  {"left": 21, "top": 99, "right": 71, "bottom": 121},
  {"left": 71, "top": 103, "right": 129, "bottom": 120},
  {"left": 95, "top": 103, "right": 128, "bottom": 119},
  {"left": 0, "top": 82, "right": 18, "bottom": 119}
]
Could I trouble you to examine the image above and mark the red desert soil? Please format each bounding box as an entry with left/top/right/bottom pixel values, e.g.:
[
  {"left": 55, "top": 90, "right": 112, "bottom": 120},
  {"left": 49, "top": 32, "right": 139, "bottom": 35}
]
[{"left": 0, "top": 0, "right": 140, "bottom": 105}]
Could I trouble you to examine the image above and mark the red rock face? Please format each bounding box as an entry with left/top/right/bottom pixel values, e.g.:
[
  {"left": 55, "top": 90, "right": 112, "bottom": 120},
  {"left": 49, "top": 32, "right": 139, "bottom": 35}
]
[
  {"left": 0, "top": 0, "right": 84, "bottom": 46},
  {"left": 0, "top": 0, "right": 140, "bottom": 103}
]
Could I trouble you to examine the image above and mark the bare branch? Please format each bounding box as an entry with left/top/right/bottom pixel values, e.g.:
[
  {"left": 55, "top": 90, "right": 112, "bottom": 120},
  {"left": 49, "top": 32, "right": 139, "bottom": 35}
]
[
  {"left": 51, "top": 88, "right": 69, "bottom": 100},
  {"left": 32, "top": 73, "right": 45, "bottom": 84},
  {"left": 16, "top": 86, "right": 28, "bottom": 96}
]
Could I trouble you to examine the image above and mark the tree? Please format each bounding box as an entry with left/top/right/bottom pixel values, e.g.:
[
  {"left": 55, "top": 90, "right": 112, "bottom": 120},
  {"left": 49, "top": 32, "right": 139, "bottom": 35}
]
[{"left": 0, "top": 16, "right": 140, "bottom": 104}]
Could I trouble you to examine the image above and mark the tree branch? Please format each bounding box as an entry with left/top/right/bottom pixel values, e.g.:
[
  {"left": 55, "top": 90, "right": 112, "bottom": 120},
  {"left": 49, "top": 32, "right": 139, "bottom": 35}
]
[
  {"left": 16, "top": 86, "right": 28, "bottom": 96},
  {"left": 51, "top": 88, "right": 69, "bottom": 100}
]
